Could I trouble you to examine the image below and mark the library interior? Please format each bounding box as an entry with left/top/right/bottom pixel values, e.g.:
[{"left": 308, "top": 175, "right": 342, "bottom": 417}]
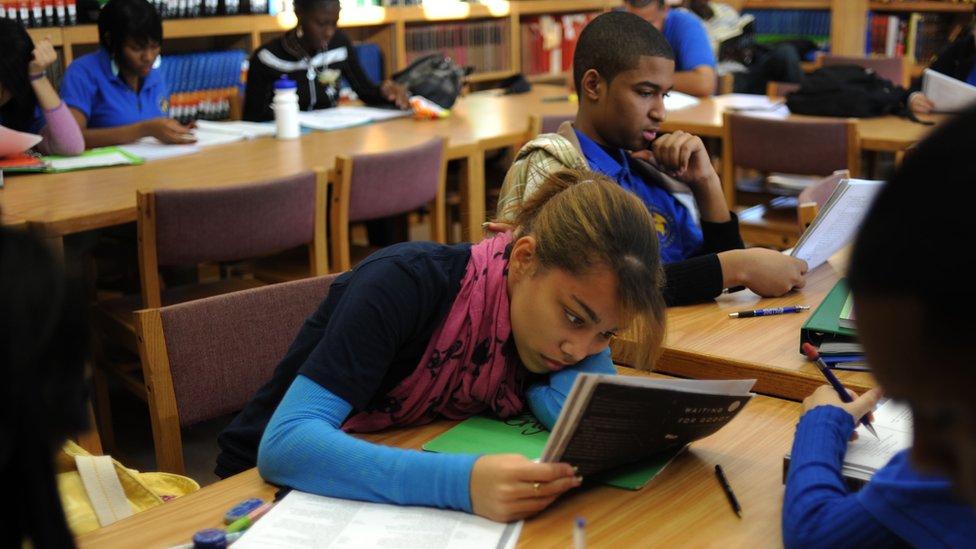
[{"left": 2, "top": 0, "right": 975, "bottom": 547}]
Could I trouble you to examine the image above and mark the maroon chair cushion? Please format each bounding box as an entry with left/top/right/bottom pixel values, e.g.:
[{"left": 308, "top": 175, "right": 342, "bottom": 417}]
[
  {"left": 159, "top": 274, "right": 338, "bottom": 427},
  {"left": 153, "top": 171, "right": 317, "bottom": 266},
  {"left": 347, "top": 138, "right": 444, "bottom": 222},
  {"left": 729, "top": 114, "right": 853, "bottom": 176}
]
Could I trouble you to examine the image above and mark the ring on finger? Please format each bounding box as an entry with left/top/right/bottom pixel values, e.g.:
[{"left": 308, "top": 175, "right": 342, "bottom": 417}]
[{"left": 532, "top": 481, "right": 540, "bottom": 495}]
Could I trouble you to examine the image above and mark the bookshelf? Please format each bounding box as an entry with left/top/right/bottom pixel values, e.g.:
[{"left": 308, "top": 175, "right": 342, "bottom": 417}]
[{"left": 20, "top": 0, "right": 622, "bottom": 86}]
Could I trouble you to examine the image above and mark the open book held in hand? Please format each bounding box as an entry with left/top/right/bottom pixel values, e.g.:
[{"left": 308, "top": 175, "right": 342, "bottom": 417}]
[
  {"left": 791, "top": 178, "right": 884, "bottom": 271},
  {"left": 540, "top": 374, "right": 756, "bottom": 479}
]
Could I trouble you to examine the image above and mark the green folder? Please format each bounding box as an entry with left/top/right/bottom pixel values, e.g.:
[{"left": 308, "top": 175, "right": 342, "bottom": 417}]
[
  {"left": 423, "top": 412, "right": 680, "bottom": 490},
  {"left": 42, "top": 146, "right": 143, "bottom": 173},
  {"left": 800, "top": 278, "right": 858, "bottom": 354}
]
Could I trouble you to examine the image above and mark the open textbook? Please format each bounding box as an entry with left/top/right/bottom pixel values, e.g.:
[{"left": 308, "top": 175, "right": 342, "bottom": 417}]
[
  {"left": 297, "top": 105, "right": 412, "bottom": 131},
  {"left": 922, "top": 68, "right": 976, "bottom": 113},
  {"left": 791, "top": 178, "right": 884, "bottom": 271},
  {"left": 784, "top": 399, "right": 912, "bottom": 488},
  {"left": 539, "top": 374, "right": 756, "bottom": 478},
  {"left": 233, "top": 490, "right": 521, "bottom": 549}
]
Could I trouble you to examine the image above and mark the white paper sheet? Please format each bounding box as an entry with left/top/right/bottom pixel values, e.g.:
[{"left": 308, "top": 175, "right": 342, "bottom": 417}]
[
  {"left": 119, "top": 138, "right": 201, "bottom": 161},
  {"left": 46, "top": 151, "right": 136, "bottom": 171},
  {"left": 193, "top": 119, "right": 277, "bottom": 138},
  {"left": 234, "top": 490, "right": 522, "bottom": 549},
  {"left": 0, "top": 125, "right": 43, "bottom": 157},
  {"left": 663, "top": 90, "right": 701, "bottom": 112},
  {"left": 791, "top": 178, "right": 884, "bottom": 271},
  {"left": 844, "top": 399, "right": 913, "bottom": 475},
  {"left": 921, "top": 68, "right": 976, "bottom": 113}
]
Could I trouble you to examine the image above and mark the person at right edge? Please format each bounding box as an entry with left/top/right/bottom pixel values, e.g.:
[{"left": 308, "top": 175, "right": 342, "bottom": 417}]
[
  {"left": 782, "top": 105, "right": 976, "bottom": 547},
  {"left": 496, "top": 11, "right": 807, "bottom": 306},
  {"left": 908, "top": 21, "right": 975, "bottom": 115}
]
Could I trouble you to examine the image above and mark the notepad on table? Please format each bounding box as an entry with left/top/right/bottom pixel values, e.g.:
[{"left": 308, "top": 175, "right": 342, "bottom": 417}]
[
  {"left": 784, "top": 399, "right": 912, "bottom": 489},
  {"left": 44, "top": 147, "right": 143, "bottom": 172},
  {"left": 297, "top": 105, "right": 411, "bottom": 131}
]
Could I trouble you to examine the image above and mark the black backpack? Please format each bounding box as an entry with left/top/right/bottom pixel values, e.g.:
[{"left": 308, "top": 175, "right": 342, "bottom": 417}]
[
  {"left": 786, "top": 64, "right": 908, "bottom": 118},
  {"left": 392, "top": 54, "right": 470, "bottom": 109}
]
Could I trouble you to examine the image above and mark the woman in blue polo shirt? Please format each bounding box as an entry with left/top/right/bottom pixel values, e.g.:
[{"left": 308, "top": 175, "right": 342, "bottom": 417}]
[{"left": 61, "top": 0, "right": 194, "bottom": 148}]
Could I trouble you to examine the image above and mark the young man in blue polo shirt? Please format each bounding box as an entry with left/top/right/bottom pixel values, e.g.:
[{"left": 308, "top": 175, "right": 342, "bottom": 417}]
[
  {"left": 496, "top": 11, "right": 807, "bottom": 306},
  {"left": 624, "top": 0, "right": 717, "bottom": 97},
  {"left": 61, "top": 0, "right": 194, "bottom": 148}
]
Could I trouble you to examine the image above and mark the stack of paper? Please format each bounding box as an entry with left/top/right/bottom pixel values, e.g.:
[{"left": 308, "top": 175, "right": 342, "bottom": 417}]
[{"left": 297, "top": 105, "right": 411, "bottom": 131}]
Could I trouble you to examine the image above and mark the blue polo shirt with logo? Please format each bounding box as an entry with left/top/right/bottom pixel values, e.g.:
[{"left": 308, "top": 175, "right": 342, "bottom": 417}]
[
  {"left": 575, "top": 129, "right": 704, "bottom": 264},
  {"left": 60, "top": 48, "right": 169, "bottom": 128}
]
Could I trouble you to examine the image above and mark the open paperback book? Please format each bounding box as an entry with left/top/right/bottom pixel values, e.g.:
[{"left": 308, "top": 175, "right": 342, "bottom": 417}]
[
  {"left": 233, "top": 490, "right": 521, "bottom": 549},
  {"left": 922, "top": 68, "right": 976, "bottom": 113},
  {"left": 790, "top": 178, "right": 884, "bottom": 271},
  {"left": 539, "top": 374, "right": 756, "bottom": 479},
  {"left": 783, "top": 399, "right": 912, "bottom": 489}
]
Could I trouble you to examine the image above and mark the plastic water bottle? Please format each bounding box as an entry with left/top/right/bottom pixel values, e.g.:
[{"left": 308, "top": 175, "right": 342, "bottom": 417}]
[{"left": 273, "top": 75, "right": 300, "bottom": 140}]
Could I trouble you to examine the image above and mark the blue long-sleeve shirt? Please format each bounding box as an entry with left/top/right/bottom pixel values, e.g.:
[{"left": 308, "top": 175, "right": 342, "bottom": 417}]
[{"left": 783, "top": 406, "right": 976, "bottom": 548}]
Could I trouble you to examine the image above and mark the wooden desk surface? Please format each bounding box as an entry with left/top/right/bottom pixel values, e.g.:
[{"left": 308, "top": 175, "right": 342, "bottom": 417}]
[
  {"left": 77, "top": 369, "right": 800, "bottom": 549},
  {"left": 612, "top": 254, "right": 874, "bottom": 402},
  {"left": 0, "top": 85, "right": 575, "bottom": 240},
  {"left": 661, "top": 94, "right": 941, "bottom": 153}
]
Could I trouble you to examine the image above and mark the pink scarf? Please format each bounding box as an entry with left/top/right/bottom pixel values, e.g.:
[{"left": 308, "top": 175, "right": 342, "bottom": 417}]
[{"left": 342, "top": 233, "right": 525, "bottom": 432}]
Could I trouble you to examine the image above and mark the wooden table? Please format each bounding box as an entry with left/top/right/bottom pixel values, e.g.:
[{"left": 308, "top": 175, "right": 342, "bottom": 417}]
[
  {"left": 661, "top": 94, "right": 942, "bottom": 153},
  {"left": 77, "top": 369, "right": 801, "bottom": 548},
  {"left": 611, "top": 254, "right": 874, "bottom": 402},
  {"left": 0, "top": 85, "right": 575, "bottom": 244}
]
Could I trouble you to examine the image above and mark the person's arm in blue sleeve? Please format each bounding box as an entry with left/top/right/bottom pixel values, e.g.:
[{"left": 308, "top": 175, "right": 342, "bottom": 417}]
[
  {"left": 782, "top": 406, "right": 895, "bottom": 548},
  {"left": 259, "top": 374, "right": 478, "bottom": 511},
  {"left": 524, "top": 348, "right": 616, "bottom": 429}
]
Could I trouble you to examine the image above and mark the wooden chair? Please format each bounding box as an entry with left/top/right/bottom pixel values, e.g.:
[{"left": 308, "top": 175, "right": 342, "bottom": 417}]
[
  {"left": 135, "top": 274, "right": 339, "bottom": 473},
  {"left": 92, "top": 170, "right": 328, "bottom": 450},
  {"left": 330, "top": 136, "right": 448, "bottom": 272},
  {"left": 527, "top": 114, "right": 575, "bottom": 139},
  {"left": 817, "top": 53, "right": 911, "bottom": 88},
  {"left": 721, "top": 112, "right": 859, "bottom": 249}
]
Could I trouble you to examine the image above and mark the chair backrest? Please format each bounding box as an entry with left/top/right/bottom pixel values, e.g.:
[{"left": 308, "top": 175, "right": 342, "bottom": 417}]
[
  {"left": 819, "top": 54, "right": 910, "bottom": 88},
  {"left": 330, "top": 136, "right": 447, "bottom": 271},
  {"left": 797, "top": 169, "right": 850, "bottom": 231},
  {"left": 720, "top": 111, "right": 860, "bottom": 207},
  {"left": 527, "top": 114, "right": 575, "bottom": 138},
  {"left": 138, "top": 169, "right": 328, "bottom": 308},
  {"left": 134, "top": 274, "right": 339, "bottom": 473},
  {"left": 766, "top": 80, "right": 801, "bottom": 99}
]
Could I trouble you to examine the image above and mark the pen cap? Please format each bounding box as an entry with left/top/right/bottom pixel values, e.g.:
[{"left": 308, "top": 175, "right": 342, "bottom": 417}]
[{"left": 192, "top": 528, "right": 227, "bottom": 549}]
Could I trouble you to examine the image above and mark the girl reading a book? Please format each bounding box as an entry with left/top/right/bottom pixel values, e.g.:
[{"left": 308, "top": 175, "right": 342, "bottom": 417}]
[
  {"left": 217, "top": 169, "right": 666, "bottom": 522},
  {"left": 782, "top": 105, "right": 976, "bottom": 547},
  {"left": 241, "top": 0, "right": 409, "bottom": 122},
  {"left": 0, "top": 19, "right": 84, "bottom": 156},
  {"left": 60, "top": 0, "right": 196, "bottom": 147}
]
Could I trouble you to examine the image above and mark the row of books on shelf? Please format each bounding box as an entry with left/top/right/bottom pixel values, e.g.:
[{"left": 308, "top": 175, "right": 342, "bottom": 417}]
[
  {"left": 865, "top": 12, "right": 957, "bottom": 63},
  {"left": 405, "top": 19, "right": 509, "bottom": 74},
  {"left": 159, "top": 50, "right": 247, "bottom": 122},
  {"left": 147, "top": 0, "right": 268, "bottom": 19},
  {"left": 742, "top": 8, "right": 831, "bottom": 48},
  {"left": 2, "top": 0, "right": 77, "bottom": 27},
  {"left": 520, "top": 13, "right": 593, "bottom": 77}
]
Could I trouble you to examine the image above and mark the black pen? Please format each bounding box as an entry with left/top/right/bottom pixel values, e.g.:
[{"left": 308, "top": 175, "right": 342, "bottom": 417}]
[
  {"left": 728, "top": 305, "right": 810, "bottom": 318},
  {"left": 714, "top": 464, "right": 741, "bottom": 517}
]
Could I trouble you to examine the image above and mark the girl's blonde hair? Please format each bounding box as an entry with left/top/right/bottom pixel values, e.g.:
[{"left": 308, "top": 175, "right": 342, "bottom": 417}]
[{"left": 510, "top": 169, "right": 666, "bottom": 369}]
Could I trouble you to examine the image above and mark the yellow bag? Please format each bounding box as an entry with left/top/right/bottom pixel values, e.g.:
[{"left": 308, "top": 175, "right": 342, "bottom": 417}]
[{"left": 56, "top": 441, "right": 200, "bottom": 535}]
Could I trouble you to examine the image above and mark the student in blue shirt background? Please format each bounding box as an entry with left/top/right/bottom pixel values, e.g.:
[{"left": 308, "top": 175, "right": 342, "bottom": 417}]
[
  {"left": 61, "top": 0, "right": 195, "bottom": 148},
  {"left": 782, "top": 105, "right": 976, "bottom": 548},
  {"left": 624, "top": 0, "right": 717, "bottom": 97}
]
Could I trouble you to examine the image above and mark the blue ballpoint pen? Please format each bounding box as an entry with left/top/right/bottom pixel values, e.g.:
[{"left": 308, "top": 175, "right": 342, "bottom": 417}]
[
  {"left": 728, "top": 305, "right": 810, "bottom": 318},
  {"left": 802, "top": 343, "right": 880, "bottom": 439}
]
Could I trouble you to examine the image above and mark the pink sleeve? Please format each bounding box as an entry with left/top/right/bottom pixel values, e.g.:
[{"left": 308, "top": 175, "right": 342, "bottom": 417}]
[{"left": 37, "top": 102, "right": 85, "bottom": 156}]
